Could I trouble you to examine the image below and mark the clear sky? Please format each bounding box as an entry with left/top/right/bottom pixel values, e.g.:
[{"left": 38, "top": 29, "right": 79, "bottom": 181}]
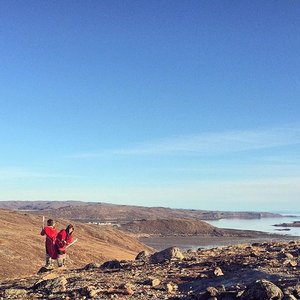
[{"left": 0, "top": 1, "right": 300, "bottom": 211}]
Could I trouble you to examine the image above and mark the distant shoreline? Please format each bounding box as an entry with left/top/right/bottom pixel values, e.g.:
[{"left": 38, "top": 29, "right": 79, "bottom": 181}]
[{"left": 139, "top": 234, "right": 295, "bottom": 251}]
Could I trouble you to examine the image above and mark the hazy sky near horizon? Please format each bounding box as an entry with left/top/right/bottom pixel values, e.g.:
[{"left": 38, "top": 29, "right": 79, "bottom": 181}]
[{"left": 1, "top": 1, "right": 300, "bottom": 211}]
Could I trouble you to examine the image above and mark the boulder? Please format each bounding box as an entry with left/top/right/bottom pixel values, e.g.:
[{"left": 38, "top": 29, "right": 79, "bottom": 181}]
[
  {"left": 206, "top": 286, "right": 219, "bottom": 297},
  {"left": 135, "top": 250, "right": 149, "bottom": 261},
  {"left": 213, "top": 267, "right": 224, "bottom": 276},
  {"left": 252, "top": 242, "right": 262, "bottom": 247},
  {"left": 100, "top": 260, "right": 122, "bottom": 269},
  {"left": 149, "top": 247, "right": 184, "bottom": 264},
  {"left": 293, "top": 283, "right": 300, "bottom": 298},
  {"left": 147, "top": 278, "right": 161, "bottom": 287},
  {"left": 241, "top": 279, "right": 283, "bottom": 300},
  {"left": 4, "top": 288, "right": 27, "bottom": 298},
  {"left": 37, "top": 266, "right": 51, "bottom": 274},
  {"left": 84, "top": 262, "right": 100, "bottom": 270},
  {"left": 165, "top": 282, "right": 178, "bottom": 293},
  {"left": 121, "top": 282, "right": 135, "bottom": 294},
  {"left": 34, "top": 276, "right": 68, "bottom": 293},
  {"left": 278, "top": 252, "right": 294, "bottom": 260}
]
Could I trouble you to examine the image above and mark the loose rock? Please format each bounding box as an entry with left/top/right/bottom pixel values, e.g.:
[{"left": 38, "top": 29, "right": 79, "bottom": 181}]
[
  {"left": 241, "top": 279, "right": 283, "bottom": 300},
  {"left": 149, "top": 247, "right": 184, "bottom": 264},
  {"left": 213, "top": 267, "right": 224, "bottom": 276},
  {"left": 101, "top": 260, "right": 122, "bottom": 269},
  {"left": 135, "top": 250, "right": 149, "bottom": 261},
  {"left": 84, "top": 262, "right": 100, "bottom": 270}
]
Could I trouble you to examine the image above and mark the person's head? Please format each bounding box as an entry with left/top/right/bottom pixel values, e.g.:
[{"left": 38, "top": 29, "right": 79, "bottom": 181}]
[
  {"left": 47, "top": 219, "right": 55, "bottom": 227},
  {"left": 66, "top": 224, "right": 74, "bottom": 234}
]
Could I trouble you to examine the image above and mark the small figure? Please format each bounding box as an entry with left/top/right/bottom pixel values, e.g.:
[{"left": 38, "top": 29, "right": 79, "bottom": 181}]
[
  {"left": 40, "top": 219, "right": 57, "bottom": 268},
  {"left": 55, "top": 224, "right": 74, "bottom": 267}
]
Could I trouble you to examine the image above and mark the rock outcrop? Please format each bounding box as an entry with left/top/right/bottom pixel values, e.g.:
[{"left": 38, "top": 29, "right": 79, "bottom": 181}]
[{"left": 274, "top": 221, "right": 300, "bottom": 228}]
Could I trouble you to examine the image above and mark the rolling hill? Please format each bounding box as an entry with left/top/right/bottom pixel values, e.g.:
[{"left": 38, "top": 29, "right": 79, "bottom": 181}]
[
  {"left": 0, "top": 200, "right": 282, "bottom": 223},
  {"left": 0, "top": 209, "right": 150, "bottom": 280}
]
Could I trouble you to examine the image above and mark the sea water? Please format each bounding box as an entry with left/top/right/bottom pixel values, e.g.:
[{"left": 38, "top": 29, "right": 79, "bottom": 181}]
[
  {"left": 140, "top": 213, "right": 300, "bottom": 251},
  {"left": 206, "top": 213, "right": 300, "bottom": 237}
]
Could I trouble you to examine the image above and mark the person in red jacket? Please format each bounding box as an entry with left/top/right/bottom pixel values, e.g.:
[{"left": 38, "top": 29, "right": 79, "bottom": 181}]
[
  {"left": 55, "top": 224, "right": 74, "bottom": 267},
  {"left": 40, "top": 219, "right": 57, "bottom": 268}
]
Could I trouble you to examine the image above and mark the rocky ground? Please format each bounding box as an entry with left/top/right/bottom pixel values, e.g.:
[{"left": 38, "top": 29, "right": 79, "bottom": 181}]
[{"left": 1, "top": 240, "right": 300, "bottom": 299}]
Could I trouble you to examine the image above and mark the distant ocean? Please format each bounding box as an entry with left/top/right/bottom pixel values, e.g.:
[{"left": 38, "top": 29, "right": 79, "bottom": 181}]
[{"left": 206, "top": 213, "right": 300, "bottom": 237}]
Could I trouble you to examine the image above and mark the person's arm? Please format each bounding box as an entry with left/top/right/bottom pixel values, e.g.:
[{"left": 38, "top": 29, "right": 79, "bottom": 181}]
[
  {"left": 56, "top": 231, "right": 67, "bottom": 248},
  {"left": 66, "top": 234, "right": 73, "bottom": 245}
]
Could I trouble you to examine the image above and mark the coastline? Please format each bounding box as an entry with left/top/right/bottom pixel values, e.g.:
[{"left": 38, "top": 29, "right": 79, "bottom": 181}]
[{"left": 139, "top": 233, "right": 296, "bottom": 251}]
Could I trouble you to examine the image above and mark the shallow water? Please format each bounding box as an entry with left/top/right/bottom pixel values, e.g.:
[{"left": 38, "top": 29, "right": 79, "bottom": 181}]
[
  {"left": 140, "top": 235, "right": 291, "bottom": 251},
  {"left": 206, "top": 214, "right": 300, "bottom": 237}
]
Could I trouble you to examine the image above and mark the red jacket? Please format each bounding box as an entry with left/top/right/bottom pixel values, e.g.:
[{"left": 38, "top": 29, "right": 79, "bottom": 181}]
[
  {"left": 55, "top": 229, "right": 73, "bottom": 254},
  {"left": 40, "top": 226, "right": 57, "bottom": 258}
]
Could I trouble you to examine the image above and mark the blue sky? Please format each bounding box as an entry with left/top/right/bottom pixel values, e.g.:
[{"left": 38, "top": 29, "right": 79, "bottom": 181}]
[{"left": 0, "top": 1, "right": 300, "bottom": 211}]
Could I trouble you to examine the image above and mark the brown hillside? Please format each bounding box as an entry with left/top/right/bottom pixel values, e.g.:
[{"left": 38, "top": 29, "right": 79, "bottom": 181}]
[
  {"left": 121, "top": 218, "right": 221, "bottom": 235},
  {"left": 0, "top": 209, "right": 151, "bottom": 280},
  {"left": 0, "top": 201, "right": 282, "bottom": 222}
]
